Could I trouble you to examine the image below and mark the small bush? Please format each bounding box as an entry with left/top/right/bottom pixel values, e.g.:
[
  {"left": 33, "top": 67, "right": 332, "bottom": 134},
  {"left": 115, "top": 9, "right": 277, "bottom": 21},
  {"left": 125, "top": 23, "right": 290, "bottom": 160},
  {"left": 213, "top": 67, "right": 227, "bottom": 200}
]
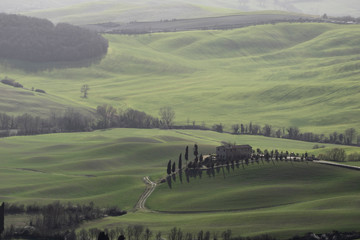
[
  {"left": 347, "top": 152, "right": 360, "bottom": 161},
  {"left": 1, "top": 78, "right": 23, "bottom": 88},
  {"left": 318, "top": 148, "right": 346, "bottom": 162},
  {"left": 35, "top": 89, "right": 46, "bottom": 94}
]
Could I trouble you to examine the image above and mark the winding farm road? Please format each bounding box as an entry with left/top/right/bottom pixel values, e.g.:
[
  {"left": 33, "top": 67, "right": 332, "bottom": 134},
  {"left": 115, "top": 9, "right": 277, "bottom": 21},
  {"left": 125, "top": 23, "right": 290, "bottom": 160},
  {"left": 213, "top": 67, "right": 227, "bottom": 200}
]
[{"left": 134, "top": 176, "right": 157, "bottom": 211}]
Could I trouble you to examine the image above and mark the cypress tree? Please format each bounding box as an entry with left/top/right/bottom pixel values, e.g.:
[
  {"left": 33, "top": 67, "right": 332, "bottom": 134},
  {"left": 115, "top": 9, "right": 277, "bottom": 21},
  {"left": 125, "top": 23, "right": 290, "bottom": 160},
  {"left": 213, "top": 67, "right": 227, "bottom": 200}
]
[
  {"left": 185, "top": 146, "right": 189, "bottom": 162},
  {"left": 178, "top": 153, "right": 182, "bottom": 170},
  {"left": 172, "top": 162, "right": 176, "bottom": 173},
  {"left": 194, "top": 144, "right": 198, "bottom": 158},
  {"left": 167, "top": 160, "right": 172, "bottom": 175}
]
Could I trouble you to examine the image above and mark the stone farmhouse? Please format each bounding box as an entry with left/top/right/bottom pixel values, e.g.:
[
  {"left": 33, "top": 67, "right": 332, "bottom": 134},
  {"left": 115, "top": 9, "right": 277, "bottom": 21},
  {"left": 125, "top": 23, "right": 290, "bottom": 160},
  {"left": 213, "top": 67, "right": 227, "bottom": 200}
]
[{"left": 216, "top": 144, "right": 252, "bottom": 161}]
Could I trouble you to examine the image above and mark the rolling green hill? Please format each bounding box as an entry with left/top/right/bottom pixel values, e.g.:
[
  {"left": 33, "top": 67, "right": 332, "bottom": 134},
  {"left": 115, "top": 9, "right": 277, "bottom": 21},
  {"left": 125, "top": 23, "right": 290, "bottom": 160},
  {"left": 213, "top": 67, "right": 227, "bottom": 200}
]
[
  {"left": 1, "top": 23, "right": 359, "bottom": 134},
  {"left": 0, "top": 128, "right": 357, "bottom": 207},
  {"left": 1, "top": 128, "right": 360, "bottom": 238},
  {"left": 0, "top": 84, "right": 93, "bottom": 116},
  {"left": 10, "top": 0, "right": 360, "bottom": 25}
]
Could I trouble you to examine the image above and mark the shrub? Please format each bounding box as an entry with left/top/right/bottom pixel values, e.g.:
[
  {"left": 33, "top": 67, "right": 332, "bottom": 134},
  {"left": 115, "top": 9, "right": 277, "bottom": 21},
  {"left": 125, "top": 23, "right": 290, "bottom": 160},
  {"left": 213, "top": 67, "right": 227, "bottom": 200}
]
[
  {"left": 35, "top": 89, "right": 46, "bottom": 94},
  {"left": 347, "top": 152, "right": 360, "bottom": 161},
  {"left": 318, "top": 148, "right": 346, "bottom": 162},
  {"left": 1, "top": 78, "right": 23, "bottom": 88}
]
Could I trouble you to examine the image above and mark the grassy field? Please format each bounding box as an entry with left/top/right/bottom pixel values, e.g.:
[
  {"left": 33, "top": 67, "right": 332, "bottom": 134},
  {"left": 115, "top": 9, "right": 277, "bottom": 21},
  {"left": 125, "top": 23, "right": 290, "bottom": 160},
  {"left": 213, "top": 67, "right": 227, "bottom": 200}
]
[
  {"left": 0, "top": 128, "right": 357, "bottom": 207},
  {"left": 1, "top": 22, "right": 360, "bottom": 135},
  {"left": 147, "top": 162, "right": 360, "bottom": 212},
  {"left": 16, "top": 0, "right": 360, "bottom": 25},
  {"left": 1, "top": 128, "right": 360, "bottom": 238}
]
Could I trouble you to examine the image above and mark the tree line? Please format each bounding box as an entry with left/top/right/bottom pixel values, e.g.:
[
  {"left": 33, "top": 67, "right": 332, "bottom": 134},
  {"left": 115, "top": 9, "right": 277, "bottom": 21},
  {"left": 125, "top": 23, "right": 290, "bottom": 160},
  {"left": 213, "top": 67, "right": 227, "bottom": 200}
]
[
  {"left": 2, "top": 201, "right": 126, "bottom": 239},
  {"left": 0, "top": 104, "right": 358, "bottom": 148},
  {"left": 0, "top": 13, "right": 108, "bottom": 62},
  {"left": 166, "top": 144, "right": 316, "bottom": 187},
  {"left": 5, "top": 220, "right": 359, "bottom": 240},
  {"left": 227, "top": 122, "right": 359, "bottom": 146},
  {"left": 0, "top": 104, "right": 178, "bottom": 137}
]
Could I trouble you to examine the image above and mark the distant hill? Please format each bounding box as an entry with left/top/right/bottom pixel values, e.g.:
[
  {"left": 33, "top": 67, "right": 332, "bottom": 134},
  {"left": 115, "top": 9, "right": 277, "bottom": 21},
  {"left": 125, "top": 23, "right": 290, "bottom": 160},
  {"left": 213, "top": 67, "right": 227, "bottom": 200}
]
[
  {"left": 1, "top": 0, "right": 359, "bottom": 25},
  {"left": 0, "top": 13, "right": 108, "bottom": 62},
  {"left": 1, "top": 22, "right": 359, "bottom": 134}
]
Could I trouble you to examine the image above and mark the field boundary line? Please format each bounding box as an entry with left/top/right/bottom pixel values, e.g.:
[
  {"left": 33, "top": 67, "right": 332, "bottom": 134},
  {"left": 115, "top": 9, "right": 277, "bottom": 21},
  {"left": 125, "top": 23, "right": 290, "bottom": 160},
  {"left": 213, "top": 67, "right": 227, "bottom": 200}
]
[{"left": 314, "top": 160, "right": 360, "bottom": 171}]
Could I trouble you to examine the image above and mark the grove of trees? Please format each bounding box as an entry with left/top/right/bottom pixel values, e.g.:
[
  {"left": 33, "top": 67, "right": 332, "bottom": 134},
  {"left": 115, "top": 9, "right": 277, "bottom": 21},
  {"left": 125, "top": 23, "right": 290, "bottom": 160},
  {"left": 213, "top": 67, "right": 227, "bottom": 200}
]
[
  {"left": 0, "top": 13, "right": 108, "bottom": 62},
  {"left": 2, "top": 201, "right": 126, "bottom": 240}
]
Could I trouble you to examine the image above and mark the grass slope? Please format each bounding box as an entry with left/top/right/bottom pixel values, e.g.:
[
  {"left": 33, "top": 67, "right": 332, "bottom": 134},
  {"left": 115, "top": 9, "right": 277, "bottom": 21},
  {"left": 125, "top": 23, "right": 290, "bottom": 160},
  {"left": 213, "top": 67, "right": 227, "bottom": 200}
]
[
  {"left": 1, "top": 128, "right": 359, "bottom": 238},
  {"left": 1, "top": 23, "right": 359, "bottom": 133},
  {"left": 148, "top": 162, "right": 360, "bottom": 212},
  {"left": 0, "top": 84, "right": 94, "bottom": 116},
  {"left": 18, "top": 0, "right": 360, "bottom": 25},
  {"left": 0, "top": 128, "right": 357, "bottom": 207}
]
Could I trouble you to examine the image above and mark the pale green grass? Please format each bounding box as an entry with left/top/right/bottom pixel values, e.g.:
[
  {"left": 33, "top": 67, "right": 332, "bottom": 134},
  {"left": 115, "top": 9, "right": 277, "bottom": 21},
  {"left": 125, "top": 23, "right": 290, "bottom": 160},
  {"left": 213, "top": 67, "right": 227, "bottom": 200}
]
[
  {"left": 0, "top": 84, "right": 93, "bottom": 116},
  {"left": 20, "top": 0, "right": 360, "bottom": 24},
  {"left": 1, "top": 23, "right": 360, "bottom": 134}
]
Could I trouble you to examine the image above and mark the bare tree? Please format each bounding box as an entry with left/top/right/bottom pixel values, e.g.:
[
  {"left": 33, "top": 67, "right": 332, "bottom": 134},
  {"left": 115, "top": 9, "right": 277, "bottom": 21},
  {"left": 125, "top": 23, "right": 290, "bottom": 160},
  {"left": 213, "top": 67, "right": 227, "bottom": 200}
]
[
  {"left": 96, "top": 104, "right": 117, "bottom": 128},
  {"left": 159, "top": 106, "right": 175, "bottom": 128},
  {"left": 143, "top": 228, "right": 152, "bottom": 240},
  {"left": 81, "top": 84, "right": 90, "bottom": 98},
  {"left": 231, "top": 124, "right": 239, "bottom": 134},
  {"left": 345, "top": 128, "right": 356, "bottom": 145}
]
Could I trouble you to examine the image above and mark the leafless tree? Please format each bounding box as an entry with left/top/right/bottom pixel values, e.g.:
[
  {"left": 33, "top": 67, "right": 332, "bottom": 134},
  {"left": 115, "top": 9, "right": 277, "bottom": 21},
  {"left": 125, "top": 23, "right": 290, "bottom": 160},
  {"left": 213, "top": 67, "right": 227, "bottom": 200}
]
[
  {"left": 159, "top": 106, "right": 175, "bottom": 128},
  {"left": 96, "top": 104, "right": 117, "bottom": 128},
  {"left": 81, "top": 84, "right": 90, "bottom": 98}
]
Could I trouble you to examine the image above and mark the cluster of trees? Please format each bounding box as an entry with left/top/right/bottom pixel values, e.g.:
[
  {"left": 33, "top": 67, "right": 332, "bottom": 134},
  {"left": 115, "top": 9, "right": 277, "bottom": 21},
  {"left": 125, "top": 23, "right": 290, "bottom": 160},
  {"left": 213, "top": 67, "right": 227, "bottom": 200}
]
[
  {"left": 0, "top": 105, "right": 175, "bottom": 137},
  {"left": 326, "top": 15, "right": 360, "bottom": 23},
  {"left": 1, "top": 77, "right": 23, "bottom": 88},
  {"left": 318, "top": 148, "right": 347, "bottom": 162},
  {"left": 0, "top": 110, "right": 92, "bottom": 137},
  {"left": 96, "top": 105, "right": 162, "bottom": 129},
  {"left": 1, "top": 77, "right": 46, "bottom": 93},
  {"left": 165, "top": 144, "right": 317, "bottom": 187},
  {"left": 4, "top": 223, "right": 275, "bottom": 240},
  {"left": 167, "top": 144, "right": 314, "bottom": 176},
  {"left": 2, "top": 201, "right": 126, "bottom": 239},
  {"left": 228, "top": 122, "right": 359, "bottom": 146},
  {"left": 0, "top": 13, "right": 108, "bottom": 62},
  {"left": 167, "top": 145, "right": 196, "bottom": 176}
]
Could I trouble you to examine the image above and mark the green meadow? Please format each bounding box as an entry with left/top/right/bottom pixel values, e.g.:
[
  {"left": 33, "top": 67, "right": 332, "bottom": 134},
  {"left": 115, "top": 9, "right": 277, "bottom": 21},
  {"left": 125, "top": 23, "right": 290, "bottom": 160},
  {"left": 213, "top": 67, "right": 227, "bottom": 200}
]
[
  {"left": 1, "top": 20, "right": 360, "bottom": 238},
  {"left": 1, "top": 22, "right": 360, "bottom": 134},
  {"left": 21, "top": 0, "right": 360, "bottom": 25},
  {"left": 1, "top": 128, "right": 360, "bottom": 238}
]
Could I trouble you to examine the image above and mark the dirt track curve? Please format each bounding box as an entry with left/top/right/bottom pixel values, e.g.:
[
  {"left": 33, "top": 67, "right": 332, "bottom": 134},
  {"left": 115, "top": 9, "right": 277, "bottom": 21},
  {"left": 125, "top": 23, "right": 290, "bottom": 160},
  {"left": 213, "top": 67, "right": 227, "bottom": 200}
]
[{"left": 134, "top": 176, "right": 157, "bottom": 211}]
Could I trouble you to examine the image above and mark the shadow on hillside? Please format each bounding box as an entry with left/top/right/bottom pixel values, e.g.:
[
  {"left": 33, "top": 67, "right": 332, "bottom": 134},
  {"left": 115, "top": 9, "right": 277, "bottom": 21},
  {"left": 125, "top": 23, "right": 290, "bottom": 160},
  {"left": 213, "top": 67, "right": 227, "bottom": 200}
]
[{"left": 0, "top": 54, "right": 106, "bottom": 73}]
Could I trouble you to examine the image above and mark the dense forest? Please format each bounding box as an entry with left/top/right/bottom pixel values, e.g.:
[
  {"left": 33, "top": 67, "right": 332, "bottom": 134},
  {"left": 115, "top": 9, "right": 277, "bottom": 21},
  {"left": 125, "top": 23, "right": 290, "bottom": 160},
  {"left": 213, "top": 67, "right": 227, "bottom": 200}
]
[{"left": 0, "top": 13, "right": 108, "bottom": 62}]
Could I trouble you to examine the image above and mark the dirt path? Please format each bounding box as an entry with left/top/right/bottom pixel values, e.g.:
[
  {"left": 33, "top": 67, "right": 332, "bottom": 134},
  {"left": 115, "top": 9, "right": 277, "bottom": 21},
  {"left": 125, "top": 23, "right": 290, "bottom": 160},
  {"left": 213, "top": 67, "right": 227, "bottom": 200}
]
[
  {"left": 134, "top": 176, "right": 157, "bottom": 211},
  {"left": 314, "top": 160, "right": 360, "bottom": 171}
]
